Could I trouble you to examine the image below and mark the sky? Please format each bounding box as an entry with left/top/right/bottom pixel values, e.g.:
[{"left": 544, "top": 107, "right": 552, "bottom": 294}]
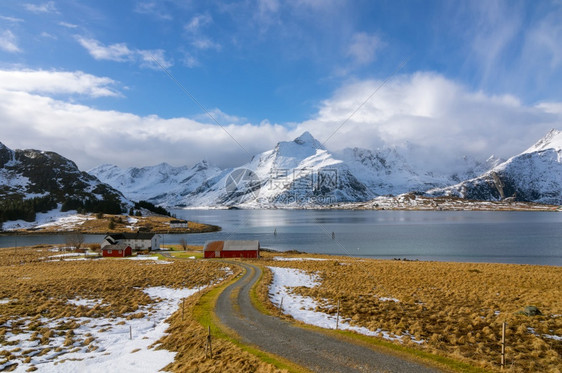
[{"left": 0, "top": 0, "right": 561, "bottom": 171}]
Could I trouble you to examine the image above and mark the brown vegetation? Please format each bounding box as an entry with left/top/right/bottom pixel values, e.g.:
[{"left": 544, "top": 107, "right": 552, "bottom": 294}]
[
  {"left": 255, "top": 253, "right": 562, "bottom": 372},
  {"left": 0, "top": 246, "right": 283, "bottom": 372},
  {"left": 6, "top": 214, "right": 220, "bottom": 235}
]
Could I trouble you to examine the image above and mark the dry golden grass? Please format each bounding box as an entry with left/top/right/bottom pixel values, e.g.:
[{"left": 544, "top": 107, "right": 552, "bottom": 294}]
[
  {"left": 255, "top": 253, "right": 562, "bottom": 372},
  {"left": 0, "top": 246, "right": 282, "bottom": 372}
]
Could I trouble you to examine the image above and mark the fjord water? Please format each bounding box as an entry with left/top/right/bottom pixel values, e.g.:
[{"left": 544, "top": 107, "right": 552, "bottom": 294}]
[
  {"left": 170, "top": 209, "right": 562, "bottom": 265},
  {"left": 1, "top": 210, "right": 561, "bottom": 266}
]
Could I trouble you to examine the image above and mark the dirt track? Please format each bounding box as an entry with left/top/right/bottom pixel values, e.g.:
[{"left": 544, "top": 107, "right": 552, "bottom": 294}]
[{"left": 215, "top": 262, "right": 441, "bottom": 373}]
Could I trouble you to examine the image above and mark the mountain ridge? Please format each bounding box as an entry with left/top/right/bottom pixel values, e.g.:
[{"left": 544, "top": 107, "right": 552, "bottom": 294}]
[
  {"left": 90, "top": 132, "right": 515, "bottom": 207},
  {"left": 0, "top": 142, "right": 130, "bottom": 223},
  {"left": 427, "top": 129, "right": 562, "bottom": 204}
]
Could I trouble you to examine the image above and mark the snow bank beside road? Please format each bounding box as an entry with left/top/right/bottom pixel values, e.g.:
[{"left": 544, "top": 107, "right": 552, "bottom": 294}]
[{"left": 268, "top": 266, "right": 423, "bottom": 344}]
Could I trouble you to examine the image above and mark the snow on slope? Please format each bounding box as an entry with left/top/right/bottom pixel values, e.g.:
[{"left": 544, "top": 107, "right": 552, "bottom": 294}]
[
  {"left": 0, "top": 142, "right": 130, "bottom": 213},
  {"left": 180, "top": 132, "right": 376, "bottom": 207},
  {"left": 89, "top": 161, "right": 222, "bottom": 207},
  {"left": 89, "top": 132, "right": 502, "bottom": 208},
  {"left": 427, "top": 129, "right": 562, "bottom": 204}
]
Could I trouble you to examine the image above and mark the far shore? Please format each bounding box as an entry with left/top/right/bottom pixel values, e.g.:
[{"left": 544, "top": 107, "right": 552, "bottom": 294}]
[{"left": 1, "top": 213, "right": 221, "bottom": 236}]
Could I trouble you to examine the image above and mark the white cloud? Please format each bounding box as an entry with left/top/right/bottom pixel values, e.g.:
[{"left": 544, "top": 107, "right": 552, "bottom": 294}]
[
  {"left": 0, "top": 16, "right": 24, "bottom": 23},
  {"left": 185, "top": 14, "right": 212, "bottom": 33},
  {"left": 134, "top": 2, "right": 172, "bottom": 20},
  {"left": 76, "top": 37, "right": 133, "bottom": 62},
  {"left": 191, "top": 38, "right": 221, "bottom": 51},
  {"left": 75, "top": 36, "right": 173, "bottom": 69},
  {"left": 346, "top": 32, "right": 384, "bottom": 65},
  {"left": 184, "top": 14, "right": 221, "bottom": 51},
  {"left": 468, "top": 1, "right": 521, "bottom": 84},
  {"left": 137, "top": 49, "right": 173, "bottom": 69},
  {"left": 0, "top": 88, "right": 284, "bottom": 169},
  {"left": 40, "top": 32, "right": 57, "bottom": 39},
  {"left": 0, "top": 30, "right": 21, "bottom": 53},
  {"left": 0, "top": 69, "right": 120, "bottom": 97},
  {"left": 0, "top": 69, "right": 560, "bottom": 172},
  {"left": 524, "top": 11, "right": 562, "bottom": 69},
  {"left": 23, "top": 1, "right": 58, "bottom": 14},
  {"left": 299, "top": 72, "right": 560, "bottom": 171},
  {"left": 58, "top": 21, "right": 78, "bottom": 29},
  {"left": 182, "top": 52, "right": 199, "bottom": 68}
]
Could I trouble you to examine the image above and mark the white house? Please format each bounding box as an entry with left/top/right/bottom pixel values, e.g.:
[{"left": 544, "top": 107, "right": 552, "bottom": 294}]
[
  {"left": 101, "top": 233, "right": 161, "bottom": 251},
  {"left": 169, "top": 220, "right": 188, "bottom": 229}
]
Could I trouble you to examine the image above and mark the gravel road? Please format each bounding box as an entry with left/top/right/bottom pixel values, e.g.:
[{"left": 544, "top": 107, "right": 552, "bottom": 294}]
[{"left": 215, "top": 262, "right": 441, "bottom": 373}]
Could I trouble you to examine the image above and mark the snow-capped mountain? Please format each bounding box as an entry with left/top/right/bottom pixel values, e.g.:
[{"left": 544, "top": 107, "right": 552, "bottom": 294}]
[
  {"left": 0, "top": 142, "right": 129, "bottom": 219},
  {"left": 183, "top": 132, "right": 375, "bottom": 207},
  {"left": 90, "top": 132, "right": 502, "bottom": 208},
  {"left": 427, "top": 129, "right": 562, "bottom": 204},
  {"left": 89, "top": 161, "right": 222, "bottom": 207},
  {"left": 339, "top": 146, "right": 504, "bottom": 195}
]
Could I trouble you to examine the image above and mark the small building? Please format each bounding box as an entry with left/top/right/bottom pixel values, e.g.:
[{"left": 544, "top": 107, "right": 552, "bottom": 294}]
[
  {"left": 102, "top": 243, "right": 132, "bottom": 258},
  {"left": 169, "top": 219, "right": 188, "bottom": 229},
  {"left": 204, "top": 240, "right": 260, "bottom": 259},
  {"left": 101, "top": 232, "right": 161, "bottom": 251}
]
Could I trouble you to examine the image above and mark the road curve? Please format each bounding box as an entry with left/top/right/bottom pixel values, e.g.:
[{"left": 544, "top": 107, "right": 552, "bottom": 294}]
[{"left": 215, "top": 262, "right": 441, "bottom": 373}]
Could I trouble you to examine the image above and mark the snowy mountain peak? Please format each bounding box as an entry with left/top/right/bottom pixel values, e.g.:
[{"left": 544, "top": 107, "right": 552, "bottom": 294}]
[
  {"left": 293, "top": 131, "right": 325, "bottom": 150},
  {"left": 524, "top": 128, "right": 562, "bottom": 154}
]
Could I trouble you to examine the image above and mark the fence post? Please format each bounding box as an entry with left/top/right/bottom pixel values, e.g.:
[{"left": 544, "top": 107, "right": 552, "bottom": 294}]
[
  {"left": 129, "top": 325, "right": 132, "bottom": 340},
  {"left": 501, "top": 322, "right": 506, "bottom": 369},
  {"left": 206, "top": 325, "right": 213, "bottom": 358}
]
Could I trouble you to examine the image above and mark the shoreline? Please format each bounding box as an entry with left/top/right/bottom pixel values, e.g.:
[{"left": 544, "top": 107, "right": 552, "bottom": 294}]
[{"left": 0, "top": 212, "right": 221, "bottom": 236}]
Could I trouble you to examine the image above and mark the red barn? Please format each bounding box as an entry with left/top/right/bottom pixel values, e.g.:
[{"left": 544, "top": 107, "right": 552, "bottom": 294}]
[
  {"left": 102, "top": 244, "right": 132, "bottom": 257},
  {"left": 204, "top": 240, "right": 260, "bottom": 259}
]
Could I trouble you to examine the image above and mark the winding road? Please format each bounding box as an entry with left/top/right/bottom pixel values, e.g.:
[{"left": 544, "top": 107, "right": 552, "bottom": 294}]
[{"left": 215, "top": 262, "right": 441, "bottom": 373}]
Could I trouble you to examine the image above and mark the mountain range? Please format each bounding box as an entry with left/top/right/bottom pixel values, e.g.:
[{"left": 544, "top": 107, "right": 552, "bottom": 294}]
[
  {"left": 1, "top": 129, "right": 560, "bottom": 220},
  {"left": 89, "top": 130, "right": 562, "bottom": 207},
  {"left": 427, "top": 129, "right": 562, "bottom": 205}
]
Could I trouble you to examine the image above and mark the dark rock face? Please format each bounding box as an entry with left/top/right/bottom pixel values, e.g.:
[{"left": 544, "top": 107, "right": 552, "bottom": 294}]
[{"left": 0, "top": 143, "right": 128, "bottom": 215}]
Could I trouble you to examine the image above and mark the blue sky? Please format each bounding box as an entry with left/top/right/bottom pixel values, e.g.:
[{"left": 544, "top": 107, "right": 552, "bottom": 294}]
[{"left": 0, "top": 0, "right": 561, "bottom": 170}]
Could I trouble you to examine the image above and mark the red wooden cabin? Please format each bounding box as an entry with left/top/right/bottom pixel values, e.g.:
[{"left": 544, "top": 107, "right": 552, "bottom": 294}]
[{"left": 204, "top": 240, "right": 260, "bottom": 259}]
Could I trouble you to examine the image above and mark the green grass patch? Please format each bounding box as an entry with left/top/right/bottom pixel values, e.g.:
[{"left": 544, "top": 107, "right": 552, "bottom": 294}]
[
  {"left": 169, "top": 251, "right": 203, "bottom": 259},
  {"left": 193, "top": 265, "right": 310, "bottom": 373}
]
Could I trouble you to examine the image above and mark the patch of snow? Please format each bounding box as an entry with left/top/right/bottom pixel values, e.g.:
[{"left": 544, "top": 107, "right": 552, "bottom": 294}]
[
  {"left": 378, "top": 297, "right": 400, "bottom": 303},
  {"left": 67, "top": 298, "right": 105, "bottom": 308},
  {"left": 124, "top": 255, "right": 171, "bottom": 264},
  {"left": 1, "top": 286, "right": 202, "bottom": 372},
  {"left": 0, "top": 298, "right": 12, "bottom": 304},
  {"left": 268, "top": 266, "right": 423, "bottom": 344},
  {"left": 272, "top": 257, "right": 328, "bottom": 261},
  {"left": 49, "top": 253, "right": 84, "bottom": 259},
  {"left": 543, "top": 334, "right": 562, "bottom": 341},
  {"left": 2, "top": 207, "right": 94, "bottom": 231}
]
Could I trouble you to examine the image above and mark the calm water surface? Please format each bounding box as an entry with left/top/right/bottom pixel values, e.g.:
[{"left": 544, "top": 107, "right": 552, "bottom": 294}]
[
  {"left": 1, "top": 210, "right": 561, "bottom": 265},
  {"left": 169, "top": 210, "right": 562, "bottom": 266}
]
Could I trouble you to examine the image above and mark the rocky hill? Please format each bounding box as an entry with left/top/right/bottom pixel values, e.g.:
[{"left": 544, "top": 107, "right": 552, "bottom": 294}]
[
  {"left": 0, "top": 142, "right": 129, "bottom": 223},
  {"left": 427, "top": 129, "right": 562, "bottom": 204}
]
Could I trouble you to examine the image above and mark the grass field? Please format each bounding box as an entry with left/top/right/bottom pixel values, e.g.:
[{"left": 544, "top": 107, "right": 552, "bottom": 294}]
[
  {"left": 254, "top": 252, "right": 562, "bottom": 372},
  {"left": 0, "top": 246, "right": 283, "bottom": 372}
]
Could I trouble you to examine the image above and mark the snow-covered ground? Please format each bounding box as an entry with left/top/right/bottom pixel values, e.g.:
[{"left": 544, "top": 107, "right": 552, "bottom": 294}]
[
  {"left": 268, "top": 266, "right": 423, "bottom": 344},
  {"left": 124, "top": 255, "right": 171, "bottom": 264},
  {"left": 0, "top": 286, "right": 201, "bottom": 372},
  {"left": 2, "top": 207, "right": 94, "bottom": 231},
  {"left": 272, "top": 256, "right": 328, "bottom": 261}
]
